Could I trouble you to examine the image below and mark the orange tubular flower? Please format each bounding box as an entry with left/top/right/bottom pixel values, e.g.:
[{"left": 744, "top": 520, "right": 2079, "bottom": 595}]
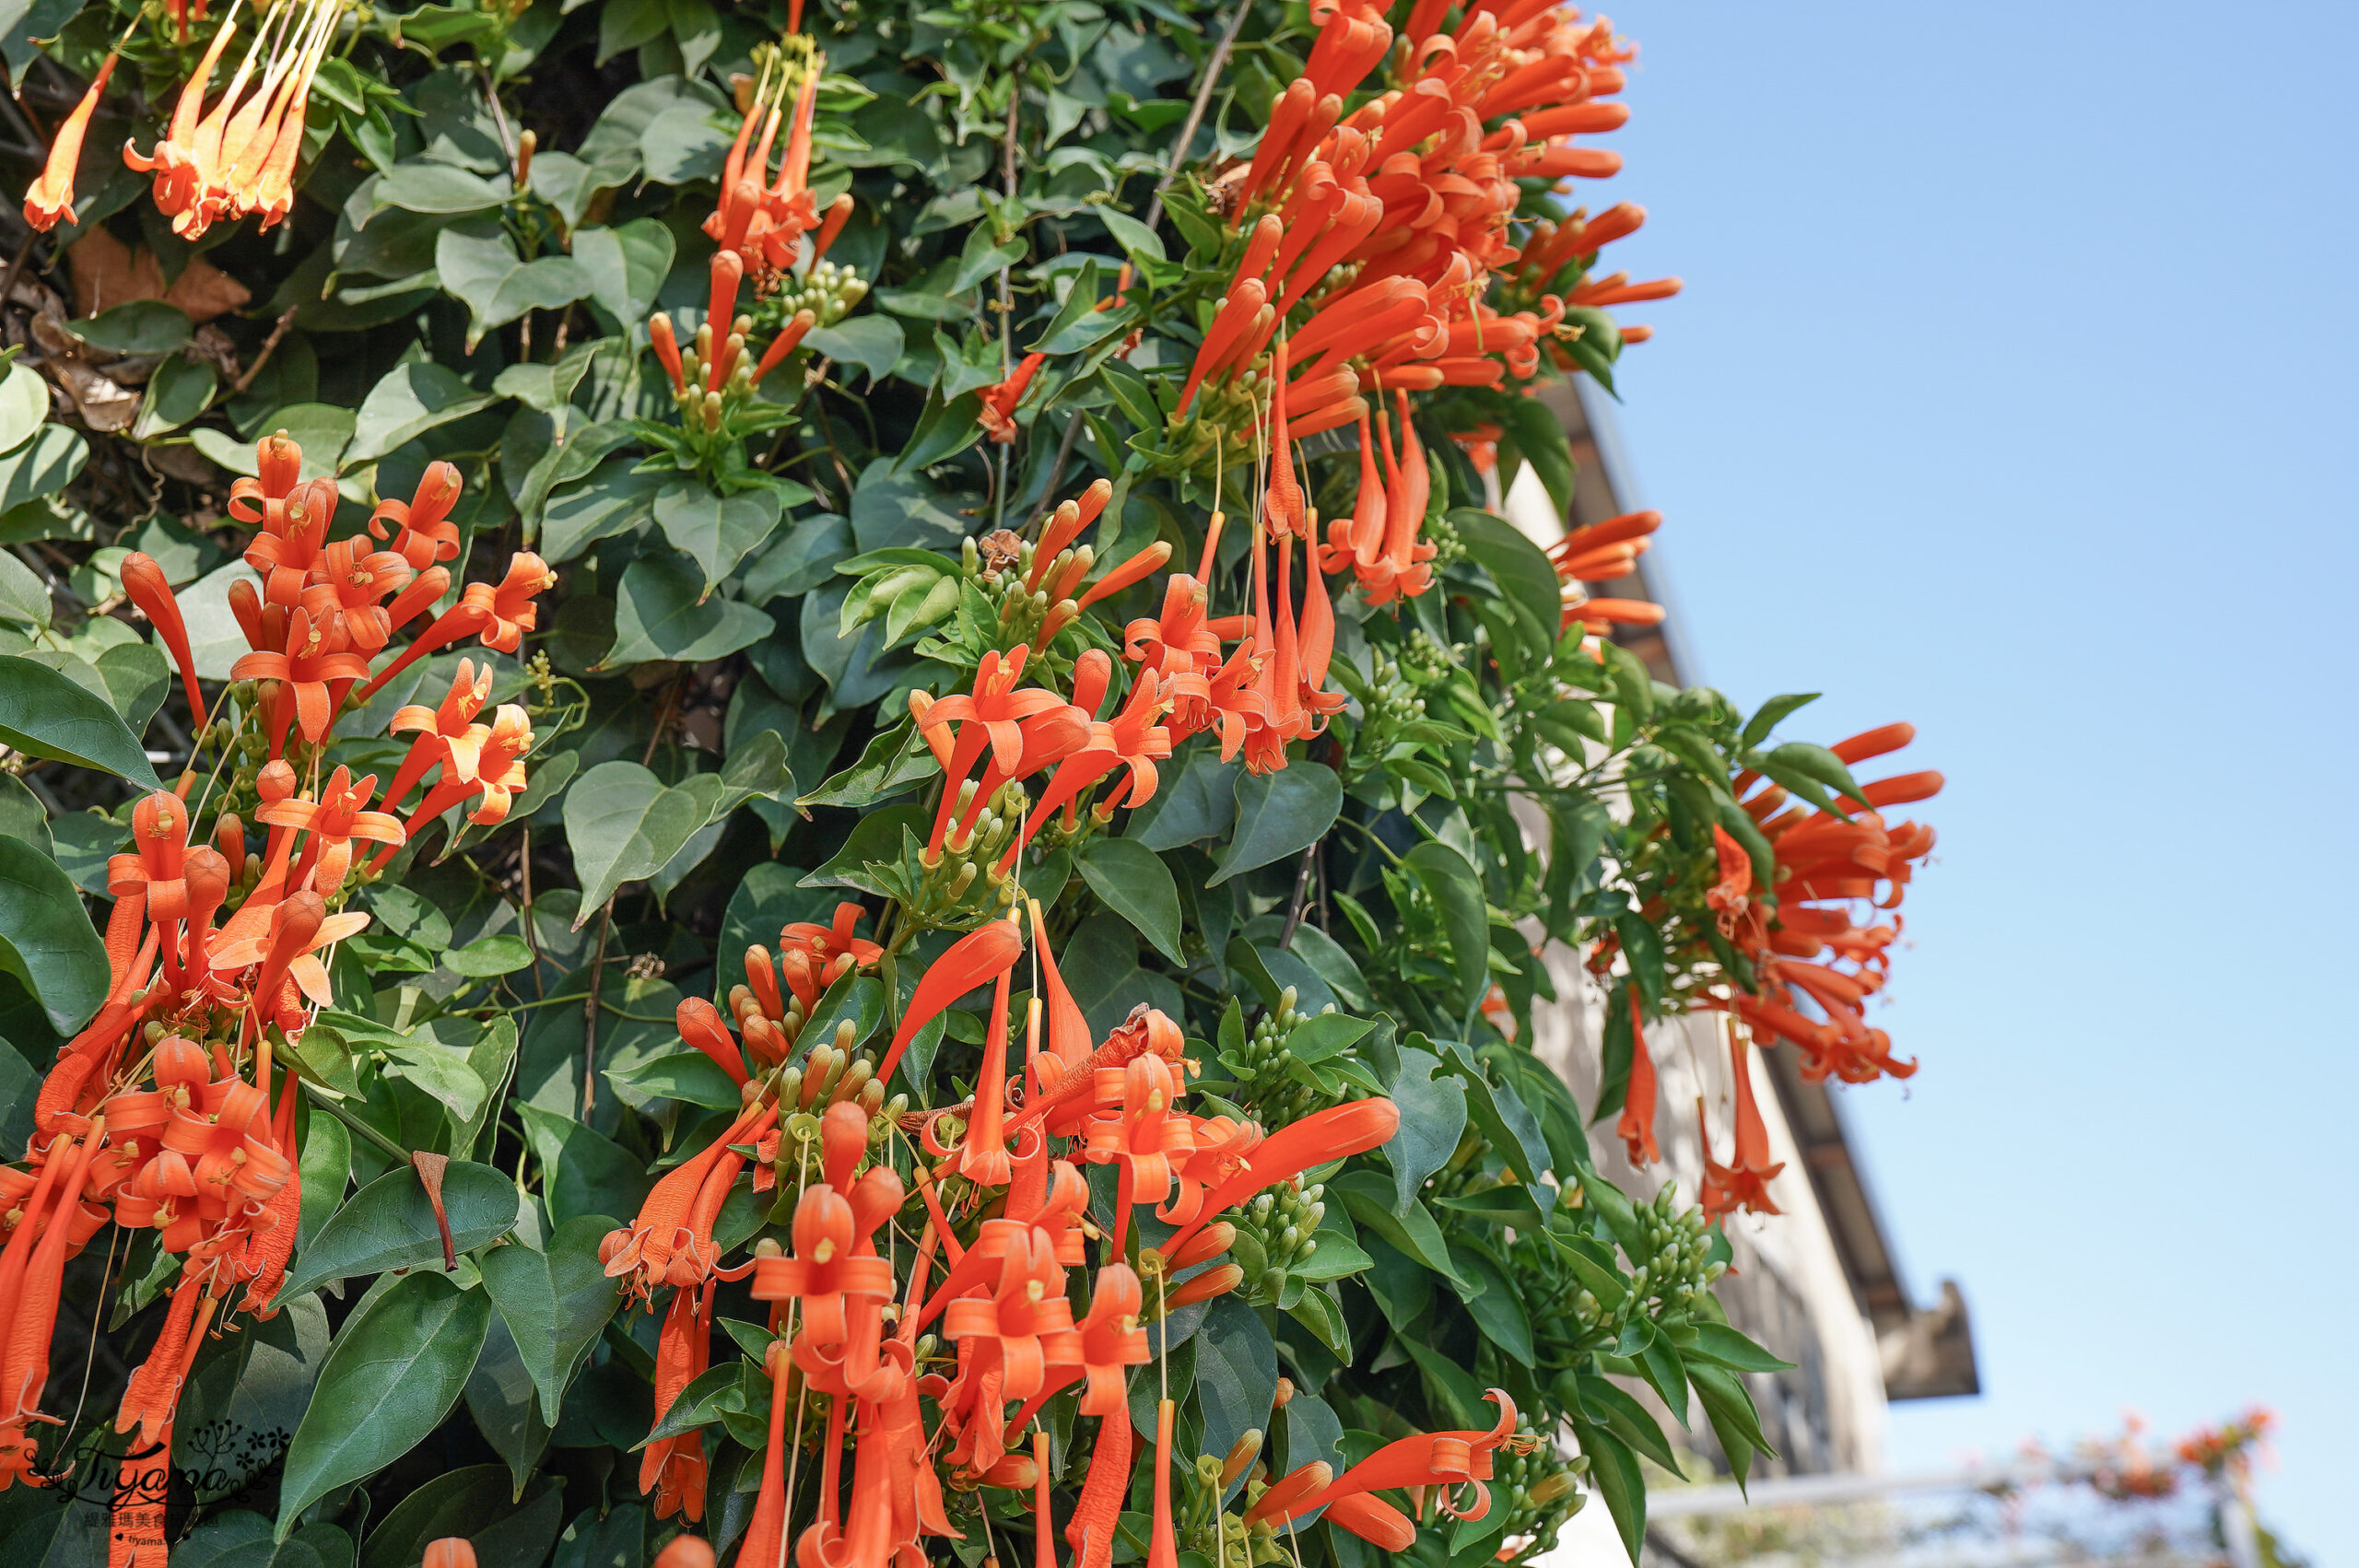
[
  {"left": 1157, "top": 1096, "right": 1400, "bottom": 1258},
  {"left": 255, "top": 765, "right": 404, "bottom": 895},
  {"left": 462, "top": 552, "right": 556, "bottom": 653},
  {"left": 998, "top": 671, "right": 1173, "bottom": 872},
  {"left": 24, "top": 52, "right": 118, "bottom": 231},
  {"left": 941, "top": 1224, "right": 1074, "bottom": 1471},
  {"left": 366, "top": 461, "right": 465, "bottom": 571},
  {"left": 229, "top": 603, "right": 370, "bottom": 746},
  {"left": 1083, "top": 1053, "right": 1195, "bottom": 1254},
  {"left": 1700, "top": 1029, "right": 1784, "bottom": 1223},
  {"left": 915, "top": 646, "right": 1085, "bottom": 853},
  {"left": 879, "top": 918, "right": 1023, "bottom": 1085},
  {"left": 383, "top": 659, "right": 494, "bottom": 813},
  {"left": 980, "top": 352, "right": 1046, "bottom": 444},
  {"left": 1249, "top": 1389, "right": 1523, "bottom": 1534},
  {"left": 0, "top": 1120, "right": 108, "bottom": 1479},
  {"left": 641, "top": 1280, "right": 714, "bottom": 1521},
  {"left": 1616, "top": 988, "right": 1660, "bottom": 1165}
]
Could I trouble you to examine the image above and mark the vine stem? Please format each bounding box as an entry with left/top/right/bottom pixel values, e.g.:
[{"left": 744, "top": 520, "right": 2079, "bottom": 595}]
[
  {"left": 581, "top": 898, "right": 616, "bottom": 1117},
  {"left": 230, "top": 306, "right": 301, "bottom": 395},
  {"left": 1276, "top": 839, "right": 1318, "bottom": 950}
]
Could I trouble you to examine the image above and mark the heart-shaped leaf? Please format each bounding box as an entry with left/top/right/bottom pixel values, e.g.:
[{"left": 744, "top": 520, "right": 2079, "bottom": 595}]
[
  {"left": 477, "top": 1214, "right": 625, "bottom": 1425},
  {"left": 653, "top": 479, "right": 782, "bottom": 591},
  {"left": 436, "top": 228, "right": 594, "bottom": 352},
  {"left": 1210, "top": 762, "right": 1341, "bottom": 885},
  {"left": 602, "top": 552, "right": 774, "bottom": 667},
  {"left": 562, "top": 759, "right": 710, "bottom": 918}
]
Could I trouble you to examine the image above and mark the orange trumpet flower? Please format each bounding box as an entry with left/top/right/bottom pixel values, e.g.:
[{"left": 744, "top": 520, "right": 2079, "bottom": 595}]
[{"left": 24, "top": 51, "right": 118, "bottom": 231}]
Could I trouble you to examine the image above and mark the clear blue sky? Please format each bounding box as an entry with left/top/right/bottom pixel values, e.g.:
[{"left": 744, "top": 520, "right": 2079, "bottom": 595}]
[{"left": 1590, "top": 3, "right": 2358, "bottom": 1560}]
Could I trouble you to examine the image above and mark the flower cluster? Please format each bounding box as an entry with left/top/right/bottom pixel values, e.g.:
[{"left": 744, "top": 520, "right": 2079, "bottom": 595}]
[
  {"left": 603, "top": 901, "right": 1406, "bottom": 1568},
  {"left": 0, "top": 438, "right": 548, "bottom": 1523}
]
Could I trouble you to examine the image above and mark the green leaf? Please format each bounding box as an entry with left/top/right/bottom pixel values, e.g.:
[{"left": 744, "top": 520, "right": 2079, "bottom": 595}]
[
  {"left": 1399, "top": 1335, "right": 1487, "bottom": 1427},
  {"left": 478, "top": 1213, "right": 625, "bottom": 1425},
  {"left": 1402, "top": 840, "right": 1490, "bottom": 1011},
  {"left": 1191, "top": 1296, "right": 1276, "bottom": 1468},
  {"left": 597, "top": 0, "right": 668, "bottom": 61},
  {"left": 352, "top": 1464, "right": 547, "bottom": 1568},
  {"left": 804, "top": 315, "right": 905, "bottom": 383},
  {"left": 1500, "top": 393, "right": 1578, "bottom": 520},
  {"left": 346, "top": 361, "right": 499, "bottom": 464},
  {"left": 436, "top": 229, "right": 594, "bottom": 351},
  {"left": 1332, "top": 1168, "right": 1466, "bottom": 1288},
  {"left": 492, "top": 342, "right": 598, "bottom": 414},
  {"left": 465, "top": 1311, "right": 553, "bottom": 1496},
  {"left": 446, "top": 932, "right": 534, "bottom": 977},
  {"left": 381, "top": 1041, "right": 490, "bottom": 1124},
  {"left": 1571, "top": 1420, "right": 1646, "bottom": 1560},
  {"left": 543, "top": 460, "right": 663, "bottom": 563},
  {"left": 604, "top": 1048, "right": 740, "bottom": 1107},
  {"left": 1684, "top": 1321, "right": 1796, "bottom": 1374},
  {"left": 0, "top": 771, "right": 48, "bottom": 856},
  {"left": 70, "top": 299, "right": 192, "bottom": 356},
  {"left": 376, "top": 161, "right": 510, "bottom": 214},
  {"left": 1027, "top": 258, "right": 1102, "bottom": 354},
  {"left": 566, "top": 737, "right": 788, "bottom": 911},
  {"left": 1572, "top": 1371, "right": 1681, "bottom": 1473},
  {"left": 1382, "top": 1043, "right": 1466, "bottom": 1211},
  {"left": 1690, "top": 1362, "right": 1777, "bottom": 1461},
  {"left": 653, "top": 479, "right": 782, "bottom": 591},
  {"left": 1442, "top": 1044, "right": 1555, "bottom": 1206},
  {"left": 274, "top": 1159, "right": 522, "bottom": 1301},
  {"left": 804, "top": 802, "right": 927, "bottom": 895},
  {"left": 603, "top": 552, "right": 774, "bottom": 667},
  {"left": 0, "top": 362, "right": 47, "bottom": 451},
  {"left": 0, "top": 424, "right": 87, "bottom": 509},
  {"left": 517, "top": 1103, "right": 650, "bottom": 1228},
  {"left": 0, "top": 652, "right": 161, "bottom": 786},
  {"left": 1096, "top": 206, "right": 1167, "bottom": 265},
  {"left": 1740, "top": 692, "right": 1820, "bottom": 748},
  {"left": 276, "top": 1271, "right": 492, "bottom": 1538},
  {"left": 548, "top": 1503, "right": 648, "bottom": 1568},
  {"left": 1209, "top": 762, "right": 1341, "bottom": 885},
  {"left": 131, "top": 352, "right": 218, "bottom": 440},
  {"left": 297, "top": 1106, "right": 349, "bottom": 1254},
  {"left": 1076, "top": 836, "right": 1185, "bottom": 965},
  {"left": 638, "top": 102, "right": 730, "bottom": 183},
  {"left": 0, "top": 547, "right": 45, "bottom": 627},
  {"left": 645, "top": 1361, "right": 752, "bottom": 1440},
  {"left": 1449, "top": 1239, "right": 1533, "bottom": 1364},
  {"left": 1130, "top": 750, "right": 1238, "bottom": 849},
  {"left": 574, "top": 217, "right": 675, "bottom": 336},
  {"left": 1458, "top": 509, "right": 1563, "bottom": 661},
  {"left": 1766, "top": 740, "right": 1873, "bottom": 810}
]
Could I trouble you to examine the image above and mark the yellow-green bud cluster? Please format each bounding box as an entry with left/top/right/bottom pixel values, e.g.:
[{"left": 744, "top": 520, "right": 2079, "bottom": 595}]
[
  {"left": 1493, "top": 1433, "right": 1590, "bottom": 1562},
  {"left": 761, "top": 259, "right": 869, "bottom": 334},
  {"left": 1230, "top": 1176, "right": 1324, "bottom": 1307},
  {"left": 1233, "top": 987, "right": 1352, "bottom": 1125},
  {"left": 674, "top": 314, "right": 761, "bottom": 436},
  {"left": 913, "top": 778, "right": 1027, "bottom": 919}
]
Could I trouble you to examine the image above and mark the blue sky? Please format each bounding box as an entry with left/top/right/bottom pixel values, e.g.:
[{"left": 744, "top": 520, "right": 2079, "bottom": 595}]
[{"left": 1588, "top": 3, "right": 2358, "bottom": 1559}]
